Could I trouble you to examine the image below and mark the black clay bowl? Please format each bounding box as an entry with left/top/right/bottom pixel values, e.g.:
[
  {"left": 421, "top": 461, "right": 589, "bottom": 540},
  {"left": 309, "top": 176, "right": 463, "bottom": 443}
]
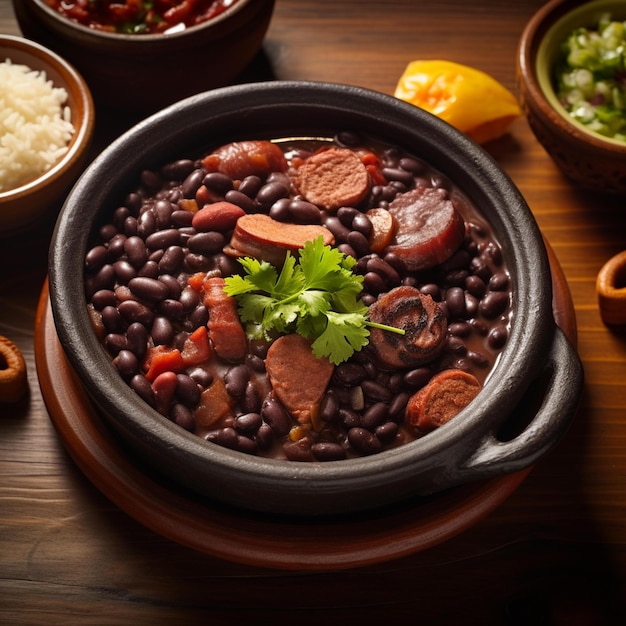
[
  {"left": 12, "top": 0, "right": 275, "bottom": 114},
  {"left": 48, "top": 81, "right": 584, "bottom": 517}
]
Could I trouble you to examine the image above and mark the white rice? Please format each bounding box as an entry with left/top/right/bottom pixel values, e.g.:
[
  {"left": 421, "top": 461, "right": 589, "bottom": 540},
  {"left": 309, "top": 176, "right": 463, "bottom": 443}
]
[{"left": 0, "top": 58, "right": 75, "bottom": 192}]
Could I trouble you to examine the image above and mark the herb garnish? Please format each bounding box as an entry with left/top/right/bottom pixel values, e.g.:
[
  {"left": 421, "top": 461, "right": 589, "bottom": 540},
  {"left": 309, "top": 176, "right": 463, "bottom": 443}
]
[{"left": 223, "top": 236, "right": 405, "bottom": 365}]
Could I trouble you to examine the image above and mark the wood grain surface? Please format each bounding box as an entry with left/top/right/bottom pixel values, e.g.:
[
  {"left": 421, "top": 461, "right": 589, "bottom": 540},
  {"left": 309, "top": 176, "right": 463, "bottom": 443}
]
[{"left": 1, "top": 1, "right": 626, "bottom": 624}]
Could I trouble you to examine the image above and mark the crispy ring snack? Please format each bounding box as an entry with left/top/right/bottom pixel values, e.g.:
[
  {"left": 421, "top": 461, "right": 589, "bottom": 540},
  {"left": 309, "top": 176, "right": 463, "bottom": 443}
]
[{"left": 0, "top": 335, "right": 28, "bottom": 403}]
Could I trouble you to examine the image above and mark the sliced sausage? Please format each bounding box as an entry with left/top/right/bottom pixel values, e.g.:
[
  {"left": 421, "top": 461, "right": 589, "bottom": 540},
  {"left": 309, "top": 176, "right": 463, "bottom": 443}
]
[
  {"left": 368, "top": 286, "right": 447, "bottom": 369},
  {"left": 294, "top": 147, "right": 370, "bottom": 210},
  {"left": 0, "top": 335, "right": 27, "bottom": 403},
  {"left": 265, "top": 334, "right": 334, "bottom": 426},
  {"left": 202, "top": 140, "right": 288, "bottom": 180},
  {"left": 203, "top": 276, "right": 247, "bottom": 363},
  {"left": 405, "top": 369, "right": 481, "bottom": 431},
  {"left": 224, "top": 213, "right": 335, "bottom": 265},
  {"left": 385, "top": 187, "right": 465, "bottom": 271}
]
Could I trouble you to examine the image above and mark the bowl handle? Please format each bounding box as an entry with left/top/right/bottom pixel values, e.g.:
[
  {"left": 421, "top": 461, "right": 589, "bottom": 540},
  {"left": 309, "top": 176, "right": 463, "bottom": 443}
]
[{"left": 459, "top": 327, "right": 583, "bottom": 478}]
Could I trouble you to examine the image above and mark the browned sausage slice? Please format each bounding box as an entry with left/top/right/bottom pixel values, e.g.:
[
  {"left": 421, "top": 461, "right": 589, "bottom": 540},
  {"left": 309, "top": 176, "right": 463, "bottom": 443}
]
[
  {"left": 202, "top": 140, "right": 288, "bottom": 180},
  {"left": 368, "top": 286, "right": 447, "bottom": 369},
  {"left": 385, "top": 187, "right": 465, "bottom": 271},
  {"left": 265, "top": 334, "right": 334, "bottom": 425},
  {"left": 295, "top": 147, "right": 370, "bottom": 210},
  {"left": 203, "top": 276, "right": 248, "bottom": 363},
  {"left": 405, "top": 369, "right": 481, "bottom": 431},
  {"left": 225, "top": 213, "right": 335, "bottom": 265}
]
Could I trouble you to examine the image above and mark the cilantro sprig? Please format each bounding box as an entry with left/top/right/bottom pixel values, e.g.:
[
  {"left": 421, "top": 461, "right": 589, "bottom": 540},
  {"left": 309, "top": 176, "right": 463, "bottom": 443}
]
[{"left": 223, "top": 236, "right": 404, "bottom": 365}]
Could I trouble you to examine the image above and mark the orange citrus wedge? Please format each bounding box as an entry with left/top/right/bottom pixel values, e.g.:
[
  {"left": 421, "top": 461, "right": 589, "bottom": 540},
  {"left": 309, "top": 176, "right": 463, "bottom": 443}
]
[{"left": 394, "top": 60, "right": 521, "bottom": 144}]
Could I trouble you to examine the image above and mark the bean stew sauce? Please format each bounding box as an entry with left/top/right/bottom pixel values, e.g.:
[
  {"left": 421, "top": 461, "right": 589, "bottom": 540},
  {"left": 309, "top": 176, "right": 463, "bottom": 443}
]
[{"left": 84, "top": 132, "right": 513, "bottom": 461}]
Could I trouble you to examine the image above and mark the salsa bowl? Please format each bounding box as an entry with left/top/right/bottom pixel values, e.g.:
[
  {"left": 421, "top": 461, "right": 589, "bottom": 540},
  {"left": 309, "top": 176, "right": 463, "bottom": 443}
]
[
  {"left": 517, "top": 0, "right": 626, "bottom": 195},
  {"left": 12, "top": 0, "right": 275, "bottom": 113},
  {"left": 48, "top": 81, "right": 583, "bottom": 517}
]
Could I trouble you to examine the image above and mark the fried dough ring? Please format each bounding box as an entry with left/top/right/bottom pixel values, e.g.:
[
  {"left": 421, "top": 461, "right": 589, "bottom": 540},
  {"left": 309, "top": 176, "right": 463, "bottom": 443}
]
[{"left": 0, "top": 335, "right": 28, "bottom": 403}]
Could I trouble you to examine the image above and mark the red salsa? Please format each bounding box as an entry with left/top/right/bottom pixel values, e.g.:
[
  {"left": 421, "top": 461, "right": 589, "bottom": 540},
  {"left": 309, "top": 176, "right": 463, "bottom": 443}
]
[{"left": 45, "top": 0, "right": 241, "bottom": 34}]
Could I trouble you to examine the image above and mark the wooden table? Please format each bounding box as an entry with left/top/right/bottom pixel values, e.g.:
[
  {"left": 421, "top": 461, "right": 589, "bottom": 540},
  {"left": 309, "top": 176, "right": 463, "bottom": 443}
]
[{"left": 2, "top": 1, "right": 625, "bottom": 623}]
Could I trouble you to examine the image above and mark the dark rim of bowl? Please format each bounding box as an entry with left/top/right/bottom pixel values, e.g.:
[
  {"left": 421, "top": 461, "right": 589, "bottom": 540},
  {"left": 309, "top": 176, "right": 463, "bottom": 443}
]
[
  {"left": 48, "top": 81, "right": 554, "bottom": 493},
  {"left": 0, "top": 34, "right": 94, "bottom": 200}
]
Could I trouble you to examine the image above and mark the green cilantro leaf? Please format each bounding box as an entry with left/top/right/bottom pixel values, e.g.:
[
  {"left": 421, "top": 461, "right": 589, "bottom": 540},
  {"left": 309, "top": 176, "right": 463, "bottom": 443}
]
[{"left": 223, "top": 236, "right": 404, "bottom": 365}]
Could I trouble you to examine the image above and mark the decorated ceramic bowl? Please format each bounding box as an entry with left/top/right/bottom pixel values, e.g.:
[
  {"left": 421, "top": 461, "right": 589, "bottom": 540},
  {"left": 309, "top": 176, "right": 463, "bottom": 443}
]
[{"left": 48, "top": 81, "right": 583, "bottom": 516}]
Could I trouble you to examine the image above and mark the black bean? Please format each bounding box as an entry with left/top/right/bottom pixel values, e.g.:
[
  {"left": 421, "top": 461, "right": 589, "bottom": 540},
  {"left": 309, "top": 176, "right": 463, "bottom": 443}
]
[
  {"left": 256, "top": 181, "right": 289, "bottom": 209},
  {"left": 480, "top": 291, "right": 509, "bottom": 319},
  {"left": 138, "top": 260, "right": 159, "bottom": 279},
  {"left": 161, "top": 159, "right": 195, "bottom": 181},
  {"left": 118, "top": 299, "right": 154, "bottom": 326},
  {"left": 465, "top": 274, "right": 486, "bottom": 299},
  {"left": 283, "top": 439, "right": 314, "bottom": 462},
  {"left": 113, "top": 260, "right": 137, "bottom": 283},
  {"left": 126, "top": 322, "right": 148, "bottom": 359},
  {"left": 381, "top": 166, "right": 414, "bottom": 187},
  {"left": 145, "top": 228, "right": 180, "bottom": 250},
  {"left": 261, "top": 397, "right": 292, "bottom": 437},
  {"left": 91, "top": 289, "right": 116, "bottom": 310},
  {"left": 203, "top": 172, "right": 233, "bottom": 194},
  {"left": 189, "top": 367, "right": 213, "bottom": 388},
  {"left": 375, "top": 421, "right": 399, "bottom": 443},
  {"left": 319, "top": 390, "right": 340, "bottom": 422},
  {"left": 151, "top": 316, "right": 175, "bottom": 346},
  {"left": 86, "top": 264, "right": 116, "bottom": 295},
  {"left": 225, "top": 189, "right": 257, "bottom": 213},
  {"left": 322, "top": 215, "right": 350, "bottom": 242},
  {"left": 366, "top": 255, "right": 401, "bottom": 284},
  {"left": 446, "top": 286, "right": 466, "bottom": 319},
  {"left": 180, "top": 169, "right": 204, "bottom": 199},
  {"left": 101, "top": 305, "right": 124, "bottom": 333},
  {"left": 170, "top": 209, "right": 194, "bottom": 227},
  {"left": 488, "top": 324, "right": 508, "bottom": 349},
  {"left": 255, "top": 423, "right": 274, "bottom": 451},
  {"left": 363, "top": 271, "right": 387, "bottom": 295},
  {"left": 238, "top": 175, "right": 263, "bottom": 198},
  {"left": 468, "top": 350, "right": 489, "bottom": 368},
  {"left": 449, "top": 321, "right": 471, "bottom": 337},
  {"left": 240, "top": 381, "right": 262, "bottom": 414},
  {"left": 340, "top": 408, "right": 361, "bottom": 429},
  {"left": 130, "top": 374, "right": 156, "bottom": 407},
  {"left": 129, "top": 276, "right": 169, "bottom": 302},
  {"left": 311, "top": 442, "right": 346, "bottom": 461},
  {"left": 361, "top": 380, "right": 392, "bottom": 402},
  {"left": 224, "top": 364, "right": 249, "bottom": 397},
  {"left": 267, "top": 198, "right": 291, "bottom": 221},
  {"left": 187, "top": 232, "right": 225, "bottom": 255},
  {"left": 489, "top": 272, "right": 509, "bottom": 291},
  {"left": 333, "top": 362, "right": 367, "bottom": 386},
  {"left": 122, "top": 235, "right": 147, "bottom": 267},
  {"left": 388, "top": 392, "right": 410, "bottom": 418},
  {"left": 158, "top": 274, "right": 183, "bottom": 299},
  {"left": 85, "top": 245, "right": 107, "bottom": 272},
  {"left": 346, "top": 230, "right": 370, "bottom": 257},
  {"left": 404, "top": 367, "right": 432, "bottom": 389},
  {"left": 235, "top": 412, "right": 263, "bottom": 433},
  {"left": 187, "top": 304, "right": 209, "bottom": 329},
  {"left": 179, "top": 286, "right": 200, "bottom": 312},
  {"left": 105, "top": 333, "right": 128, "bottom": 355},
  {"left": 289, "top": 199, "right": 321, "bottom": 224},
  {"left": 348, "top": 428, "right": 382, "bottom": 455},
  {"left": 112, "top": 349, "right": 138, "bottom": 379},
  {"left": 170, "top": 403, "right": 195, "bottom": 431},
  {"left": 398, "top": 156, "right": 425, "bottom": 174},
  {"left": 158, "top": 245, "right": 185, "bottom": 274},
  {"left": 361, "top": 402, "right": 389, "bottom": 430}
]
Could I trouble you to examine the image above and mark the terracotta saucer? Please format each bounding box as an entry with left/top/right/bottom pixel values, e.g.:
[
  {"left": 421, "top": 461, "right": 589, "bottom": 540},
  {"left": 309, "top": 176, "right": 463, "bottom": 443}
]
[{"left": 34, "top": 243, "right": 576, "bottom": 571}]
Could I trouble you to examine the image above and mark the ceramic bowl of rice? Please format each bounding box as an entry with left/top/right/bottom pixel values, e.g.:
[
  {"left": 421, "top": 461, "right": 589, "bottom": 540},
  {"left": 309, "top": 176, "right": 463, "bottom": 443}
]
[{"left": 0, "top": 34, "right": 94, "bottom": 236}]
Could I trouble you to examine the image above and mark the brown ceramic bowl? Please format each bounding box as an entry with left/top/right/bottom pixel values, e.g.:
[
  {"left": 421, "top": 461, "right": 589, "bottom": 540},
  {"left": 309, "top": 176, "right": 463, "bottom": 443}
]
[
  {"left": 12, "top": 0, "right": 275, "bottom": 114},
  {"left": 48, "top": 81, "right": 584, "bottom": 517},
  {"left": 0, "top": 34, "right": 94, "bottom": 237},
  {"left": 517, "top": 0, "right": 626, "bottom": 195}
]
